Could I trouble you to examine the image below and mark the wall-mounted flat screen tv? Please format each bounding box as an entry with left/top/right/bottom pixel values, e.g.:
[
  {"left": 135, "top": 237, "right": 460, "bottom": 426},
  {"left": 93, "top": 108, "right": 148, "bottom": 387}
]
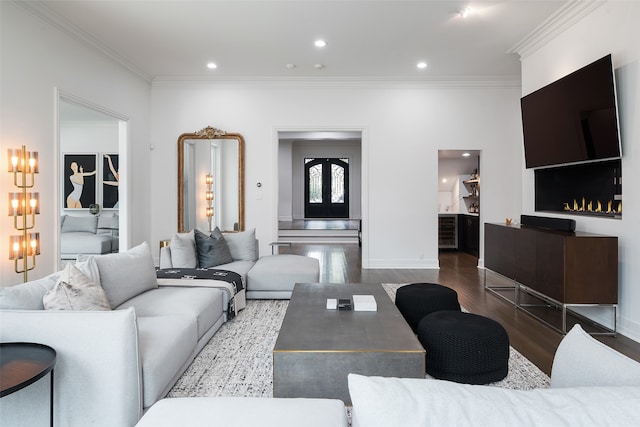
[{"left": 521, "top": 54, "right": 621, "bottom": 169}]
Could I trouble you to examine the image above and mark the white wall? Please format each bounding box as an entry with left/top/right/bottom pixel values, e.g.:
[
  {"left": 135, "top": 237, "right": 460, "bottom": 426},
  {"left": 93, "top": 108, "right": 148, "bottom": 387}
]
[
  {"left": 518, "top": 1, "right": 640, "bottom": 340},
  {"left": 150, "top": 83, "right": 524, "bottom": 268},
  {"left": 0, "top": 2, "right": 150, "bottom": 286}
]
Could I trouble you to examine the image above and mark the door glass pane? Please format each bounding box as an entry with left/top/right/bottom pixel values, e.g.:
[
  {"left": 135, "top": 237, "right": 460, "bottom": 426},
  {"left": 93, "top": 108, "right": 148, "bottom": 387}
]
[
  {"left": 309, "top": 164, "right": 322, "bottom": 203},
  {"left": 331, "top": 164, "right": 345, "bottom": 203}
]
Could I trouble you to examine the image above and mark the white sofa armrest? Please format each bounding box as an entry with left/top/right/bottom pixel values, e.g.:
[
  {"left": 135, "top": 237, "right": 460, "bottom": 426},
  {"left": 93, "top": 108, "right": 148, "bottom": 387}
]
[{"left": 0, "top": 308, "right": 143, "bottom": 427}]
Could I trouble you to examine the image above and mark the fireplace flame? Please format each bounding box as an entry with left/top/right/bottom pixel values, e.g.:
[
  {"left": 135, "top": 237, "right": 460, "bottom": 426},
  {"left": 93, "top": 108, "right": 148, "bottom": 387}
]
[{"left": 563, "top": 198, "right": 621, "bottom": 215}]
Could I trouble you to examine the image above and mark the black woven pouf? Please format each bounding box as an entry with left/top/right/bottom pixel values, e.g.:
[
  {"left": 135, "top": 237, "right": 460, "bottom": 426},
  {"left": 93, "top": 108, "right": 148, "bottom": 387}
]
[
  {"left": 417, "top": 310, "right": 509, "bottom": 384},
  {"left": 395, "top": 283, "right": 461, "bottom": 333}
]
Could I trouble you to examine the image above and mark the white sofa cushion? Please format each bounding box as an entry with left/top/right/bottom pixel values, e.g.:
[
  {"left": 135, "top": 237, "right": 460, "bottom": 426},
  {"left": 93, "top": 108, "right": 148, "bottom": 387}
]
[
  {"left": 551, "top": 324, "right": 640, "bottom": 387},
  {"left": 170, "top": 230, "right": 197, "bottom": 268},
  {"left": 43, "top": 263, "right": 110, "bottom": 311},
  {"left": 224, "top": 228, "right": 257, "bottom": 261},
  {"left": 0, "top": 271, "right": 60, "bottom": 309},
  {"left": 61, "top": 214, "right": 98, "bottom": 233},
  {"left": 348, "top": 373, "right": 640, "bottom": 427},
  {"left": 136, "top": 396, "right": 348, "bottom": 427},
  {"left": 91, "top": 241, "right": 159, "bottom": 308},
  {"left": 137, "top": 315, "right": 198, "bottom": 408},
  {"left": 119, "top": 287, "right": 224, "bottom": 339}
]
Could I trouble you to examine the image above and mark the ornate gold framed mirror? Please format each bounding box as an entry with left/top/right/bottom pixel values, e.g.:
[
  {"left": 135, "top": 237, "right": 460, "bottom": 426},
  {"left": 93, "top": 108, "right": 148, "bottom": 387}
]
[{"left": 177, "top": 126, "right": 245, "bottom": 233}]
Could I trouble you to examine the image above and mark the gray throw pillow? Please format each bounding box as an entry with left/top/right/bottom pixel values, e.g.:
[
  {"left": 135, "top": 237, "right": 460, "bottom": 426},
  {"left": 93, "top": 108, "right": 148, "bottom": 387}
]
[
  {"left": 43, "top": 262, "right": 111, "bottom": 311},
  {"left": 61, "top": 215, "right": 98, "bottom": 233},
  {"left": 195, "top": 228, "right": 233, "bottom": 268},
  {"left": 170, "top": 230, "right": 197, "bottom": 268},
  {"left": 92, "top": 241, "right": 158, "bottom": 308}
]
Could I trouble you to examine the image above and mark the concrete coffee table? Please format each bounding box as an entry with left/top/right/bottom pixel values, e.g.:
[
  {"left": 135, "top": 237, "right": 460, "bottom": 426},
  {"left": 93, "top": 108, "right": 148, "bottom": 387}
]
[{"left": 273, "top": 283, "right": 425, "bottom": 404}]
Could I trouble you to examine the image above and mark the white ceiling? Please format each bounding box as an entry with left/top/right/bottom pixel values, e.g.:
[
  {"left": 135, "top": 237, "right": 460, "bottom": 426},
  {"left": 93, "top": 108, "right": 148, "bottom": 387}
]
[{"left": 31, "top": 0, "right": 569, "bottom": 82}]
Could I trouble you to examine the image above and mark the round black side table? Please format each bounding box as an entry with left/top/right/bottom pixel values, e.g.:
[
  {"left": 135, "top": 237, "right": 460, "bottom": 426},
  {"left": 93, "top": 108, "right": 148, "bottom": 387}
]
[{"left": 1, "top": 342, "right": 57, "bottom": 427}]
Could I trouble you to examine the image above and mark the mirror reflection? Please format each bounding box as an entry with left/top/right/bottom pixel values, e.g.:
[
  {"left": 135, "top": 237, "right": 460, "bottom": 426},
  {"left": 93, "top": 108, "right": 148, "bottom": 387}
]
[{"left": 178, "top": 127, "right": 244, "bottom": 233}]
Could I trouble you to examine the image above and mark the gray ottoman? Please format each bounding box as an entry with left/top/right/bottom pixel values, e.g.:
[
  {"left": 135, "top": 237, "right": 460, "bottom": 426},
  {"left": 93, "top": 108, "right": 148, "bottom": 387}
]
[{"left": 246, "top": 255, "right": 320, "bottom": 299}]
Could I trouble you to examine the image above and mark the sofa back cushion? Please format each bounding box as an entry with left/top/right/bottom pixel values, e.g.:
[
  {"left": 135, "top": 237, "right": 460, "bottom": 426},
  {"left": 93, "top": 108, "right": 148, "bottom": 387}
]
[
  {"left": 61, "top": 215, "right": 98, "bottom": 233},
  {"left": 551, "top": 324, "right": 640, "bottom": 387},
  {"left": 91, "top": 241, "right": 158, "bottom": 308},
  {"left": 170, "top": 230, "right": 197, "bottom": 268},
  {"left": 224, "top": 228, "right": 257, "bottom": 261},
  {"left": 348, "top": 373, "right": 640, "bottom": 427},
  {"left": 0, "top": 272, "right": 61, "bottom": 310}
]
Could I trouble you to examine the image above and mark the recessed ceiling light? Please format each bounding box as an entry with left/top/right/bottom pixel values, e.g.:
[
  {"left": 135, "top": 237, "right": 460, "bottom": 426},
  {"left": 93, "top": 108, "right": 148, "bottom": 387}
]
[
  {"left": 462, "top": 152, "right": 471, "bottom": 157},
  {"left": 417, "top": 62, "right": 428, "bottom": 69},
  {"left": 314, "top": 64, "right": 325, "bottom": 70},
  {"left": 286, "top": 63, "right": 297, "bottom": 70},
  {"left": 458, "top": 7, "right": 472, "bottom": 18},
  {"left": 442, "top": 178, "right": 448, "bottom": 183},
  {"left": 206, "top": 62, "right": 217, "bottom": 69},
  {"left": 314, "top": 39, "right": 327, "bottom": 48}
]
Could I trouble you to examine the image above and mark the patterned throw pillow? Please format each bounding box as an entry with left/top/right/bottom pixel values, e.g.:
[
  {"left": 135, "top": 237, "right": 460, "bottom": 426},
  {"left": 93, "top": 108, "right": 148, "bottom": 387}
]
[
  {"left": 195, "top": 228, "right": 234, "bottom": 268},
  {"left": 43, "top": 262, "right": 111, "bottom": 311}
]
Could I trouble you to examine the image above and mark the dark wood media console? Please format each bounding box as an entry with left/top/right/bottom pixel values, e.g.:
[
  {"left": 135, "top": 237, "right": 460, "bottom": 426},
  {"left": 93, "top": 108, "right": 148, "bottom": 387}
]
[{"left": 484, "top": 222, "right": 618, "bottom": 334}]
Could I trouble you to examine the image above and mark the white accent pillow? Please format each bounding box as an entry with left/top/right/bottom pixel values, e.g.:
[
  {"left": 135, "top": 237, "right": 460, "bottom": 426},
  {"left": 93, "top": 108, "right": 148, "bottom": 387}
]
[
  {"left": 224, "top": 228, "right": 257, "bottom": 261},
  {"left": 170, "top": 230, "right": 197, "bottom": 268},
  {"left": 348, "top": 374, "right": 640, "bottom": 427},
  {"left": 43, "top": 262, "right": 111, "bottom": 311},
  {"left": 551, "top": 324, "right": 640, "bottom": 387},
  {"left": 91, "top": 241, "right": 158, "bottom": 308}
]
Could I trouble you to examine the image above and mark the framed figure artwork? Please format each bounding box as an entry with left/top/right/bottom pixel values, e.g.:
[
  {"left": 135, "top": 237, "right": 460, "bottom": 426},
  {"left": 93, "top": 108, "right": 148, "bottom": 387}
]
[
  {"left": 102, "top": 153, "right": 119, "bottom": 209},
  {"left": 63, "top": 154, "right": 97, "bottom": 209}
]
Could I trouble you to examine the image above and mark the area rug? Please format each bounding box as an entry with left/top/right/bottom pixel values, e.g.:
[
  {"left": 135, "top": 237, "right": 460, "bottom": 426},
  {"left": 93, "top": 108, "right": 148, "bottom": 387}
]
[{"left": 168, "top": 284, "right": 549, "bottom": 399}]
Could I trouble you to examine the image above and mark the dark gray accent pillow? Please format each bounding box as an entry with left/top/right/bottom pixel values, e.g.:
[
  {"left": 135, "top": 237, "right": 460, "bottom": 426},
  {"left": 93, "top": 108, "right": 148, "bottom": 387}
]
[{"left": 195, "top": 228, "right": 233, "bottom": 268}]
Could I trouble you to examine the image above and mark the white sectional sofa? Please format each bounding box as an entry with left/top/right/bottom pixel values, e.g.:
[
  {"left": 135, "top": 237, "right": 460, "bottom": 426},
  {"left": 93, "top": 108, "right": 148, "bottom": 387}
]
[
  {"left": 0, "top": 242, "right": 227, "bottom": 427},
  {"left": 348, "top": 324, "right": 640, "bottom": 427}
]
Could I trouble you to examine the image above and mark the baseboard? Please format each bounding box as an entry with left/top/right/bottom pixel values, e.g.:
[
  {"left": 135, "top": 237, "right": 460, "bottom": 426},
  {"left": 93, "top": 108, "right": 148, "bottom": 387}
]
[{"left": 364, "top": 258, "right": 439, "bottom": 269}]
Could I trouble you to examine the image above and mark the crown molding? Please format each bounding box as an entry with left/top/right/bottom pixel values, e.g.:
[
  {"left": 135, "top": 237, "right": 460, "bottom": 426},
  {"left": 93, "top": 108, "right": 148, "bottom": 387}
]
[
  {"left": 509, "top": 0, "right": 606, "bottom": 60},
  {"left": 152, "top": 75, "right": 522, "bottom": 90},
  {"left": 15, "top": 1, "right": 152, "bottom": 83}
]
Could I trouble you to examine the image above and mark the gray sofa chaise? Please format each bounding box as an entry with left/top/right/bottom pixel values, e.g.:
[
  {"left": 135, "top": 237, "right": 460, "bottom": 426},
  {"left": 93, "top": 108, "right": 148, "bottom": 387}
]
[
  {"left": 0, "top": 242, "right": 227, "bottom": 427},
  {"left": 159, "top": 228, "right": 320, "bottom": 299}
]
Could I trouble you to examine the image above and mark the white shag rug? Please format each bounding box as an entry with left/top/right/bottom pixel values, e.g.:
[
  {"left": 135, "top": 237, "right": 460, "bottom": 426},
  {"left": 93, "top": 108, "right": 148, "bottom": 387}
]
[{"left": 168, "top": 284, "right": 550, "bottom": 399}]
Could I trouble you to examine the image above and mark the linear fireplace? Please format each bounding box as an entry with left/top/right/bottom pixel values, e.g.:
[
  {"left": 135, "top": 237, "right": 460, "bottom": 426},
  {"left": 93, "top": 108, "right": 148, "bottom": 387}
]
[{"left": 535, "top": 159, "right": 622, "bottom": 219}]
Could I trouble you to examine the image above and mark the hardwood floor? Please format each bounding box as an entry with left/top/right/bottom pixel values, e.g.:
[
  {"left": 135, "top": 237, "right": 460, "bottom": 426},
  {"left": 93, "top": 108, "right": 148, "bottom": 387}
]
[{"left": 280, "top": 243, "right": 640, "bottom": 376}]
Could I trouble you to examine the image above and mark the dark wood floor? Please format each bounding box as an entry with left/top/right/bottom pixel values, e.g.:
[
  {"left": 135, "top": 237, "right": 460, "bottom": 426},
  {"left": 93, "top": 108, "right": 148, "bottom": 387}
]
[{"left": 280, "top": 243, "right": 640, "bottom": 376}]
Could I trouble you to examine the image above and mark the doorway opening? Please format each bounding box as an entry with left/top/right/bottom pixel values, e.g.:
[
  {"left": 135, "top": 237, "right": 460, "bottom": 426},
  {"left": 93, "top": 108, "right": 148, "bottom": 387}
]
[
  {"left": 437, "top": 150, "right": 481, "bottom": 259},
  {"left": 277, "top": 131, "right": 361, "bottom": 244},
  {"left": 57, "top": 92, "right": 128, "bottom": 266}
]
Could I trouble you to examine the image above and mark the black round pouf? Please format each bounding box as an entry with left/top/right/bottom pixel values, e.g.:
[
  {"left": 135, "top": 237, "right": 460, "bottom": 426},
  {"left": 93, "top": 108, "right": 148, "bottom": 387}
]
[
  {"left": 395, "top": 283, "right": 461, "bottom": 333},
  {"left": 418, "top": 310, "right": 510, "bottom": 385}
]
